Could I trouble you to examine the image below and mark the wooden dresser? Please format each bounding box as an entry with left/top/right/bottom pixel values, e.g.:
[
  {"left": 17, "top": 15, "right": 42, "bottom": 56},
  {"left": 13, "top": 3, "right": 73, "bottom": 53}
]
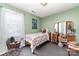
[
  {"left": 51, "top": 33, "right": 76, "bottom": 44},
  {"left": 51, "top": 32, "right": 59, "bottom": 43},
  {"left": 67, "top": 35, "right": 76, "bottom": 42}
]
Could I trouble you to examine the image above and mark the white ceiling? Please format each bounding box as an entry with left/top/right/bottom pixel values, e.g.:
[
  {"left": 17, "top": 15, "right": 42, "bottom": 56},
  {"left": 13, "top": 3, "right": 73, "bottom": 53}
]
[{"left": 9, "top": 3, "right": 79, "bottom": 18}]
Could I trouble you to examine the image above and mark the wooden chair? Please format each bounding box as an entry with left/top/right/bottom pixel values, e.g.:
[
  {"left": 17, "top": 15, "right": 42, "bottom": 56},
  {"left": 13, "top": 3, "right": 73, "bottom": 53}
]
[
  {"left": 67, "top": 42, "right": 79, "bottom": 56},
  {"left": 6, "top": 37, "right": 21, "bottom": 50}
]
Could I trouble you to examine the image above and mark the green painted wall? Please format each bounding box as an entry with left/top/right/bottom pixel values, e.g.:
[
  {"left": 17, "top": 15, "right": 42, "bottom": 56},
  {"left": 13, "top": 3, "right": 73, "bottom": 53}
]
[
  {"left": 41, "top": 6, "right": 79, "bottom": 42},
  {"left": 0, "top": 3, "right": 41, "bottom": 34}
]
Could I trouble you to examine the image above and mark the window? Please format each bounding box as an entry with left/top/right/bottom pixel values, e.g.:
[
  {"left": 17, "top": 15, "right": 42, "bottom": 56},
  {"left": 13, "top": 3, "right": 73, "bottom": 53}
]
[{"left": 2, "top": 7, "right": 24, "bottom": 38}]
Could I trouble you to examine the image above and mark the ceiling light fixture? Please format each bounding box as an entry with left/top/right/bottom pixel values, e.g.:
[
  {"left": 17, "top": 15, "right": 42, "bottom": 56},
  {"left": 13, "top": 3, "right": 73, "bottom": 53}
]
[{"left": 41, "top": 3, "right": 48, "bottom": 6}]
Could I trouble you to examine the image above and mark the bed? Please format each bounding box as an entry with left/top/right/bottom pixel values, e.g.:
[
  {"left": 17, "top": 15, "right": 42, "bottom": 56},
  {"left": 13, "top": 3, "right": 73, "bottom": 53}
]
[{"left": 25, "top": 32, "right": 49, "bottom": 53}]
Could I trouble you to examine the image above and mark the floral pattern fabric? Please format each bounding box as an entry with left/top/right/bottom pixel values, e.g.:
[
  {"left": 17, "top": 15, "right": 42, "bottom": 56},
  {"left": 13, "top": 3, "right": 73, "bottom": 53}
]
[{"left": 25, "top": 33, "right": 49, "bottom": 53}]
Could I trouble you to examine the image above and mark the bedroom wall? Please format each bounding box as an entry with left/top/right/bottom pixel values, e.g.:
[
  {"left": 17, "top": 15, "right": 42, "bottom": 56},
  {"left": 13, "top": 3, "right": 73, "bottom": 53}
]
[
  {"left": 0, "top": 3, "right": 41, "bottom": 34},
  {"left": 41, "top": 6, "right": 79, "bottom": 42}
]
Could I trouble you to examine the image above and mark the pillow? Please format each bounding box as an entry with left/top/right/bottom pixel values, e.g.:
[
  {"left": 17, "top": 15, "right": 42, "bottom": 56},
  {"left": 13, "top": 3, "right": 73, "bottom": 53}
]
[{"left": 42, "top": 29, "right": 46, "bottom": 33}]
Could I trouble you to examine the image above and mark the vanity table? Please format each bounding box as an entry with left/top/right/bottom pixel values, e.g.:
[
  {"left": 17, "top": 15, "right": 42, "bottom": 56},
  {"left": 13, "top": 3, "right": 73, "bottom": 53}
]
[{"left": 51, "top": 21, "right": 76, "bottom": 44}]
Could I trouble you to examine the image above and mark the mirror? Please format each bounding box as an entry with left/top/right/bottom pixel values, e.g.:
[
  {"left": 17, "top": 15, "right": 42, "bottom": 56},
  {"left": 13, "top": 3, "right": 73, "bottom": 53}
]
[
  {"left": 54, "top": 21, "right": 74, "bottom": 35},
  {"left": 54, "top": 23, "right": 58, "bottom": 32},
  {"left": 53, "top": 21, "right": 75, "bottom": 43},
  {"left": 67, "top": 21, "right": 74, "bottom": 34},
  {"left": 59, "top": 22, "right": 66, "bottom": 35}
]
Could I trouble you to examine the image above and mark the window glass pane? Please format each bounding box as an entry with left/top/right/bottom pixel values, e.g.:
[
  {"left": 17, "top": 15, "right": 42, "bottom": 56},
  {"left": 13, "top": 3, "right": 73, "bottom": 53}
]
[{"left": 2, "top": 8, "right": 24, "bottom": 38}]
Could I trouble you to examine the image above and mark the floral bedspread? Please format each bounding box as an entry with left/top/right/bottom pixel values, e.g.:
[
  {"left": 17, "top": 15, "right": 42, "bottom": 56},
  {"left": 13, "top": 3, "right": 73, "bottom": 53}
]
[{"left": 25, "top": 33, "right": 49, "bottom": 53}]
